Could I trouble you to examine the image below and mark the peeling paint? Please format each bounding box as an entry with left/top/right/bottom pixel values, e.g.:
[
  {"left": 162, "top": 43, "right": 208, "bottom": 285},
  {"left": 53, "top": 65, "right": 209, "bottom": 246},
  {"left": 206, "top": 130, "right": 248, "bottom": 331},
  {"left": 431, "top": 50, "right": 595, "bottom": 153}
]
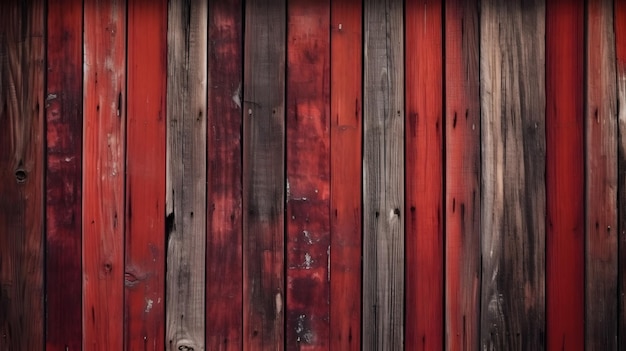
[
  {"left": 303, "top": 253, "right": 313, "bottom": 269},
  {"left": 275, "top": 292, "right": 282, "bottom": 316},
  {"left": 232, "top": 82, "right": 241, "bottom": 109},
  {"left": 145, "top": 298, "right": 153, "bottom": 313}
]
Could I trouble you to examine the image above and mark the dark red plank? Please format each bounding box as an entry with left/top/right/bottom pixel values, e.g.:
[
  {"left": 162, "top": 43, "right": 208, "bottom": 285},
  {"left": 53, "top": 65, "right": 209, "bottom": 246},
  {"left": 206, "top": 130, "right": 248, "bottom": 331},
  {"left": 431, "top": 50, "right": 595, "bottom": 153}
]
[
  {"left": 444, "top": 0, "right": 480, "bottom": 349},
  {"left": 546, "top": 1, "right": 585, "bottom": 349},
  {"left": 0, "top": 0, "right": 45, "bottom": 349},
  {"left": 45, "top": 0, "right": 83, "bottom": 349},
  {"left": 329, "top": 0, "right": 362, "bottom": 349},
  {"left": 405, "top": 0, "right": 443, "bottom": 349},
  {"left": 206, "top": 0, "right": 244, "bottom": 349},
  {"left": 286, "top": 0, "right": 331, "bottom": 349},
  {"left": 125, "top": 0, "right": 167, "bottom": 349},
  {"left": 83, "top": 0, "right": 126, "bottom": 349}
]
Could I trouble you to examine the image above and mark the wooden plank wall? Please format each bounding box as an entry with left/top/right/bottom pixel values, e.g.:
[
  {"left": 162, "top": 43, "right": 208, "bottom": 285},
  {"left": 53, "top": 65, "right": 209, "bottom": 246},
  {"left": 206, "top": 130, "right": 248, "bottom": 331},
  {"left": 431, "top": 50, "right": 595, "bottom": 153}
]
[{"left": 1, "top": 0, "right": 626, "bottom": 350}]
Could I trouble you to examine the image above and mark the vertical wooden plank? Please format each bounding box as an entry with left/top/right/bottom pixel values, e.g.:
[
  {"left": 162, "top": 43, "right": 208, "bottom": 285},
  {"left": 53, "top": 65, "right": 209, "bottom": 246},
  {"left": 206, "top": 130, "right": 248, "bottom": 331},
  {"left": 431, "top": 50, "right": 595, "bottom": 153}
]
[
  {"left": 480, "top": 0, "right": 546, "bottom": 349},
  {"left": 166, "top": 0, "right": 208, "bottom": 349},
  {"left": 0, "top": 0, "right": 44, "bottom": 349},
  {"left": 126, "top": 0, "right": 167, "bottom": 349},
  {"left": 617, "top": 0, "right": 626, "bottom": 347},
  {"left": 243, "top": 0, "right": 286, "bottom": 349},
  {"left": 83, "top": 0, "right": 126, "bottom": 349},
  {"left": 329, "top": 0, "right": 362, "bottom": 349},
  {"left": 405, "top": 0, "right": 443, "bottom": 349},
  {"left": 286, "top": 0, "right": 331, "bottom": 349},
  {"left": 362, "top": 0, "right": 404, "bottom": 349},
  {"left": 545, "top": 0, "right": 585, "bottom": 349},
  {"left": 206, "top": 0, "right": 243, "bottom": 349},
  {"left": 586, "top": 0, "right": 618, "bottom": 349},
  {"left": 45, "top": 0, "right": 83, "bottom": 349},
  {"left": 444, "top": 0, "right": 480, "bottom": 349}
]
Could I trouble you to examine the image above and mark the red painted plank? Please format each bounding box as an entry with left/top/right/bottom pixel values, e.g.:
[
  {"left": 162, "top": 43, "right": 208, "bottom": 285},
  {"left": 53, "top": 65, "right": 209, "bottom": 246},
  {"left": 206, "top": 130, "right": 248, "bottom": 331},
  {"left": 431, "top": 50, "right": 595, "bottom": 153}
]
[
  {"left": 405, "top": 0, "right": 443, "bottom": 349},
  {"left": 615, "top": 0, "right": 626, "bottom": 348},
  {"left": 45, "top": 0, "right": 83, "bottom": 349},
  {"left": 444, "top": 0, "right": 480, "bottom": 349},
  {"left": 546, "top": 1, "right": 584, "bottom": 349},
  {"left": 0, "top": 0, "right": 45, "bottom": 349},
  {"left": 206, "top": 0, "right": 244, "bottom": 349},
  {"left": 286, "top": 0, "right": 331, "bottom": 349},
  {"left": 329, "top": 0, "right": 362, "bottom": 349},
  {"left": 83, "top": 0, "right": 126, "bottom": 349},
  {"left": 125, "top": 0, "right": 167, "bottom": 349}
]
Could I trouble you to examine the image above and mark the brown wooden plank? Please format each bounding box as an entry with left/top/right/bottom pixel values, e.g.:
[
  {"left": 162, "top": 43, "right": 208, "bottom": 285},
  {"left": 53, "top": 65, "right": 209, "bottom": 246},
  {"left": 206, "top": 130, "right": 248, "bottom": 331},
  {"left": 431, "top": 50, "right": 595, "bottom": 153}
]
[
  {"left": 545, "top": 0, "right": 585, "bottom": 349},
  {"left": 405, "top": 0, "right": 443, "bottom": 349},
  {"left": 165, "top": 0, "right": 208, "bottom": 349},
  {"left": 286, "top": 0, "right": 331, "bottom": 349},
  {"left": 45, "top": 0, "right": 83, "bottom": 349},
  {"left": 206, "top": 0, "right": 244, "bottom": 349},
  {"left": 479, "top": 0, "right": 546, "bottom": 349},
  {"left": 0, "top": 0, "right": 45, "bottom": 349},
  {"left": 362, "top": 0, "right": 404, "bottom": 349},
  {"left": 82, "top": 0, "right": 126, "bottom": 349},
  {"left": 617, "top": 1, "right": 626, "bottom": 347},
  {"left": 125, "top": 0, "right": 167, "bottom": 349},
  {"left": 242, "top": 0, "right": 286, "bottom": 349},
  {"left": 329, "top": 0, "right": 362, "bottom": 349},
  {"left": 444, "top": 0, "right": 480, "bottom": 349},
  {"left": 586, "top": 0, "right": 618, "bottom": 349}
]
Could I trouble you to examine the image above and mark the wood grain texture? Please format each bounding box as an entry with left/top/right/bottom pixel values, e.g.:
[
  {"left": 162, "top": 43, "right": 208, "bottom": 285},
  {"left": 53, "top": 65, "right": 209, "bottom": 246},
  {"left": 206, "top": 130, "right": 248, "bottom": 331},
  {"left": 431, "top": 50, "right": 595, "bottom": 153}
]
[
  {"left": 444, "top": 0, "right": 480, "bottom": 349},
  {"left": 479, "top": 0, "right": 546, "bottom": 349},
  {"left": 0, "top": 0, "right": 44, "bottom": 349},
  {"left": 166, "top": 0, "right": 208, "bottom": 350},
  {"left": 586, "top": 0, "right": 618, "bottom": 349},
  {"left": 125, "top": 0, "right": 167, "bottom": 349},
  {"left": 405, "top": 0, "right": 443, "bottom": 349},
  {"left": 362, "top": 0, "right": 404, "bottom": 349},
  {"left": 82, "top": 0, "right": 126, "bottom": 349},
  {"left": 545, "top": 1, "right": 585, "bottom": 350},
  {"left": 45, "top": 0, "right": 83, "bottom": 349},
  {"left": 242, "top": 0, "right": 286, "bottom": 349},
  {"left": 206, "top": 0, "right": 243, "bottom": 349},
  {"left": 617, "top": 1, "right": 626, "bottom": 348},
  {"left": 286, "top": 0, "right": 331, "bottom": 349},
  {"left": 329, "top": 0, "right": 362, "bottom": 349}
]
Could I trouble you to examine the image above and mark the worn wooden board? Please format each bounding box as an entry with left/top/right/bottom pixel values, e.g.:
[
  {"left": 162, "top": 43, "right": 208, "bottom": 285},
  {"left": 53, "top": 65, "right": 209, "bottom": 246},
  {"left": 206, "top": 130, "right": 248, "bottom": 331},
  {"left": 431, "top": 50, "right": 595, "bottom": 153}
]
[
  {"left": 545, "top": 1, "right": 585, "bottom": 350},
  {"left": 586, "top": 0, "right": 618, "bottom": 349},
  {"left": 405, "top": 0, "right": 443, "bottom": 349},
  {"left": 444, "top": 0, "right": 480, "bottom": 349},
  {"left": 480, "top": 0, "right": 546, "bottom": 349},
  {"left": 165, "top": 0, "right": 208, "bottom": 350},
  {"left": 206, "top": 0, "right": 244, "bottom": 349},
  {"left": 82, "top": 0, "right": 126, "bottom": 349},
  {"left": 45, "top": 0, "right": 83, "bottom": 349},
  {"left": 242, "top": 0, "right": 286, "bottom": 349},
  {"left": 617, "top": 1, "right": 626, "bottom": 348},
  {"left": 125, "top": 0, "right": 167, "bottom": 349},
  {"left": 0, "top": 0, "right": 44, "bottom": 349},
  {"left": 362, "top": 0, "right": 404, "bottom": 349},
  {"left": 329, "top": 0, "right": 362, "bottom": 349},
  {"left": 286, "top": 0, "right": 331, "bottom": 349}
]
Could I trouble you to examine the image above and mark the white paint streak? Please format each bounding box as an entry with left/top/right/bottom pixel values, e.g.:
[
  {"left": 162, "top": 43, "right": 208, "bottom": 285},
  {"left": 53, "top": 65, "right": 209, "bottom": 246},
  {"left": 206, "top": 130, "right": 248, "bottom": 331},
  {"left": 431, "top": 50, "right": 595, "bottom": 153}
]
[
  {"left": 145, "top": 298, "right": 154, "bottom": 313},
  {"left": 303, "top": 253, "right": 313, "bottom": 269},
  {"left": 275, "top": 293, "right": 282, "bottom": 316},
  {"left": 232, "top": 82, "right": 241, "bottom": 109}
]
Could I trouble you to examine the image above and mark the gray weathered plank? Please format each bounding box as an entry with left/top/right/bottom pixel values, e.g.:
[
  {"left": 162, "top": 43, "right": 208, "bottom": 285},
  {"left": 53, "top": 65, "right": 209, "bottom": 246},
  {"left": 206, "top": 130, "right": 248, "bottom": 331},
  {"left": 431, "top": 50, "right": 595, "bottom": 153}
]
[
  {"left": 362, "top": 0, "right": 404, "bottom": 349},
  {"left": 480, "top": 0, "right": 546, "bottom": 349},
  {"left": 166, "top": 0, "right": 207, "bottom": 349},
  {"left": 242, "top": 0, "right": 286, "bottom": 349}
]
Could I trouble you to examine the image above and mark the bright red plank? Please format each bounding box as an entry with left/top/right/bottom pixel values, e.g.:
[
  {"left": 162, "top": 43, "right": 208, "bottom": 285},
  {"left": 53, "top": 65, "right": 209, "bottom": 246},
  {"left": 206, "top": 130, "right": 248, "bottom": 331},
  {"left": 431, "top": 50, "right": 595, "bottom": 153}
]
[
  {"left": 83, "top": 0, "right": 126, "bottom": 349},
  {"left": 125, "top": 0, "right": 167, "bottom": 349},
  {"left": 45, "top": 0, "right": 83, "bottom": 349},
  {"left": 286, "top": 0, "right": 331, "bottom": 349},
  {"left": 405, "top": 0, "right": 443, "bottom": 349},
  {"left": 206, "top": 0, "right": 244, "bottom": 349},
  {"left": 546, "top": 1, "right": 585, "bottom": 349},
  {"left": 444, "top": 0, "right": 480, "bottom": 349},
  {"left": 329, "top": 0, "right": 362, "bottom": 350}
]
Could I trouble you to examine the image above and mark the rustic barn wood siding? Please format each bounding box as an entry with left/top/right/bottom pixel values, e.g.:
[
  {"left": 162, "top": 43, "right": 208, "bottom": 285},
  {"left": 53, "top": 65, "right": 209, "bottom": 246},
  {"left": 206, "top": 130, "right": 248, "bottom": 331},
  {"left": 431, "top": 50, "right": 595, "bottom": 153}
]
[{"left": 1, "top": 0, "right": 626, "bottom": 350}]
